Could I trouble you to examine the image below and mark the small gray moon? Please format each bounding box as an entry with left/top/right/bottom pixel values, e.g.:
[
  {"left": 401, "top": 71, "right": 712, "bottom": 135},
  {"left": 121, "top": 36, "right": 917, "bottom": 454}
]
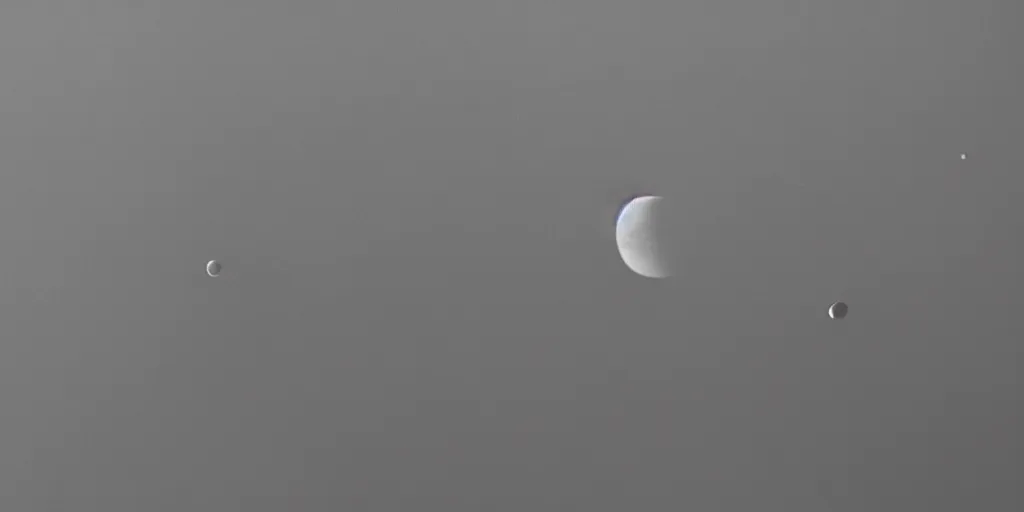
[
  {"left": 828, "top": 301, "right": 848, "bottom": 319},
  {"left": 206, "top": 260, "right": 222, "bottom": 277},
  {"left": 615, "top": 195, "right": 671, "bottom": 279}
]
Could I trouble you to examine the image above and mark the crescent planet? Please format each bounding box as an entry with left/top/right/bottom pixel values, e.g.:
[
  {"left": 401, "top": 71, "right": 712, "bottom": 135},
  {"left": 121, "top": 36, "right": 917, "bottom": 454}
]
[
  {"left": 615, "top": 195, "right": 672, "bottom": 279},
  {"left": 828, "top": 301, "right": 848, "bottom": 319},
  {"left": 206, "top": 260, "right": 222, "bottom": 278}
]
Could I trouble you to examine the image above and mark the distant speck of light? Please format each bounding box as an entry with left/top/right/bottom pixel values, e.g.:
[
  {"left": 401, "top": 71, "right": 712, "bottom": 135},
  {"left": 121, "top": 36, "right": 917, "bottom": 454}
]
[
  {"left": 206, "top": 260, "right": 222, "bottom": 277},
  {"left": 961, "top": 153, "right": 967, "bottom": 160}
]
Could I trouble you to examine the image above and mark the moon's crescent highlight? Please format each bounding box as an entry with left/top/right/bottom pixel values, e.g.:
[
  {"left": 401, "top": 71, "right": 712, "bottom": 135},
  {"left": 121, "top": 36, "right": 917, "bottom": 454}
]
[{"left": 615, "top": 195, "right": 672, "bottom": 279}]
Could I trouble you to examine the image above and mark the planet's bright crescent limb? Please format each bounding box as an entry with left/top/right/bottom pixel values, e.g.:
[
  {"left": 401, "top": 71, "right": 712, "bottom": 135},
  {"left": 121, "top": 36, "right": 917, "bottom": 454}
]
[{"left": 615, "top": 195, "right": 671, "bottom": 279}]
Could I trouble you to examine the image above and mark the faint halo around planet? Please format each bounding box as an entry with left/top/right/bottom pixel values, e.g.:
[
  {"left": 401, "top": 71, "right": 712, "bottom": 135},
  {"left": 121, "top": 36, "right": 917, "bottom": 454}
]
[{"left": 615, "top": 195, "right": 672, "bottom": 279}]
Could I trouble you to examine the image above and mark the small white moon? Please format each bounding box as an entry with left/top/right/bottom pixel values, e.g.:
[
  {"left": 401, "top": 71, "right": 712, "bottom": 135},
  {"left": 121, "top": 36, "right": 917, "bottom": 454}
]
[
  {"left": 206, "top": 260, "right": 222, "bottom": 277},
  {"left": 828, "top": 301, "right": 848, "bottom": 319},
  {"left": 615, "top": 195, "right": 672, "bottom": 279}
]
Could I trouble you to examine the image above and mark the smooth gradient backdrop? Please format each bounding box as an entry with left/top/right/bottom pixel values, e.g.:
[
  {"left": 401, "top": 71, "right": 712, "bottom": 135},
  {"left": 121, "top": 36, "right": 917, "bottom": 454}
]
[{"left": 0, "top": 1, "right": 1021, "bottom": 509}]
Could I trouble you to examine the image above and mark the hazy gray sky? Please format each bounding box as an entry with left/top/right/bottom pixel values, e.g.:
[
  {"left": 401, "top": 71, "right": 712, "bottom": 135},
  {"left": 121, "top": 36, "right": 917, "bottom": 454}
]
[{"left": 0, "top": 1, "right": 1021, "bottom": 509}]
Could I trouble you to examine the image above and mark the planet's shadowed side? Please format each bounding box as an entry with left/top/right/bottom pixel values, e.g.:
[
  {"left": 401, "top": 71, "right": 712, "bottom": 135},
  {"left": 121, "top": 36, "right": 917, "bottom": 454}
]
[{"left": 828, "top": 301, "right": 848, "bottom": 319}]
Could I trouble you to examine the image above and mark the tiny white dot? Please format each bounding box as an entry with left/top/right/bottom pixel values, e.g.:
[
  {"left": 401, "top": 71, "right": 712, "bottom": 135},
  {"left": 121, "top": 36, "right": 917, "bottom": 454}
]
[{"left": 961, "top": 153, "right": 967, "bottom": 160}]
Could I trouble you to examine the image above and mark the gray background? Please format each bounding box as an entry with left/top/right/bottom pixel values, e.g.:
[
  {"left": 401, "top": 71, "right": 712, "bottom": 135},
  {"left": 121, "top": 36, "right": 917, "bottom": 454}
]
[{"left": 0, "top": 0, "right": 1021, "bottom": 509}]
